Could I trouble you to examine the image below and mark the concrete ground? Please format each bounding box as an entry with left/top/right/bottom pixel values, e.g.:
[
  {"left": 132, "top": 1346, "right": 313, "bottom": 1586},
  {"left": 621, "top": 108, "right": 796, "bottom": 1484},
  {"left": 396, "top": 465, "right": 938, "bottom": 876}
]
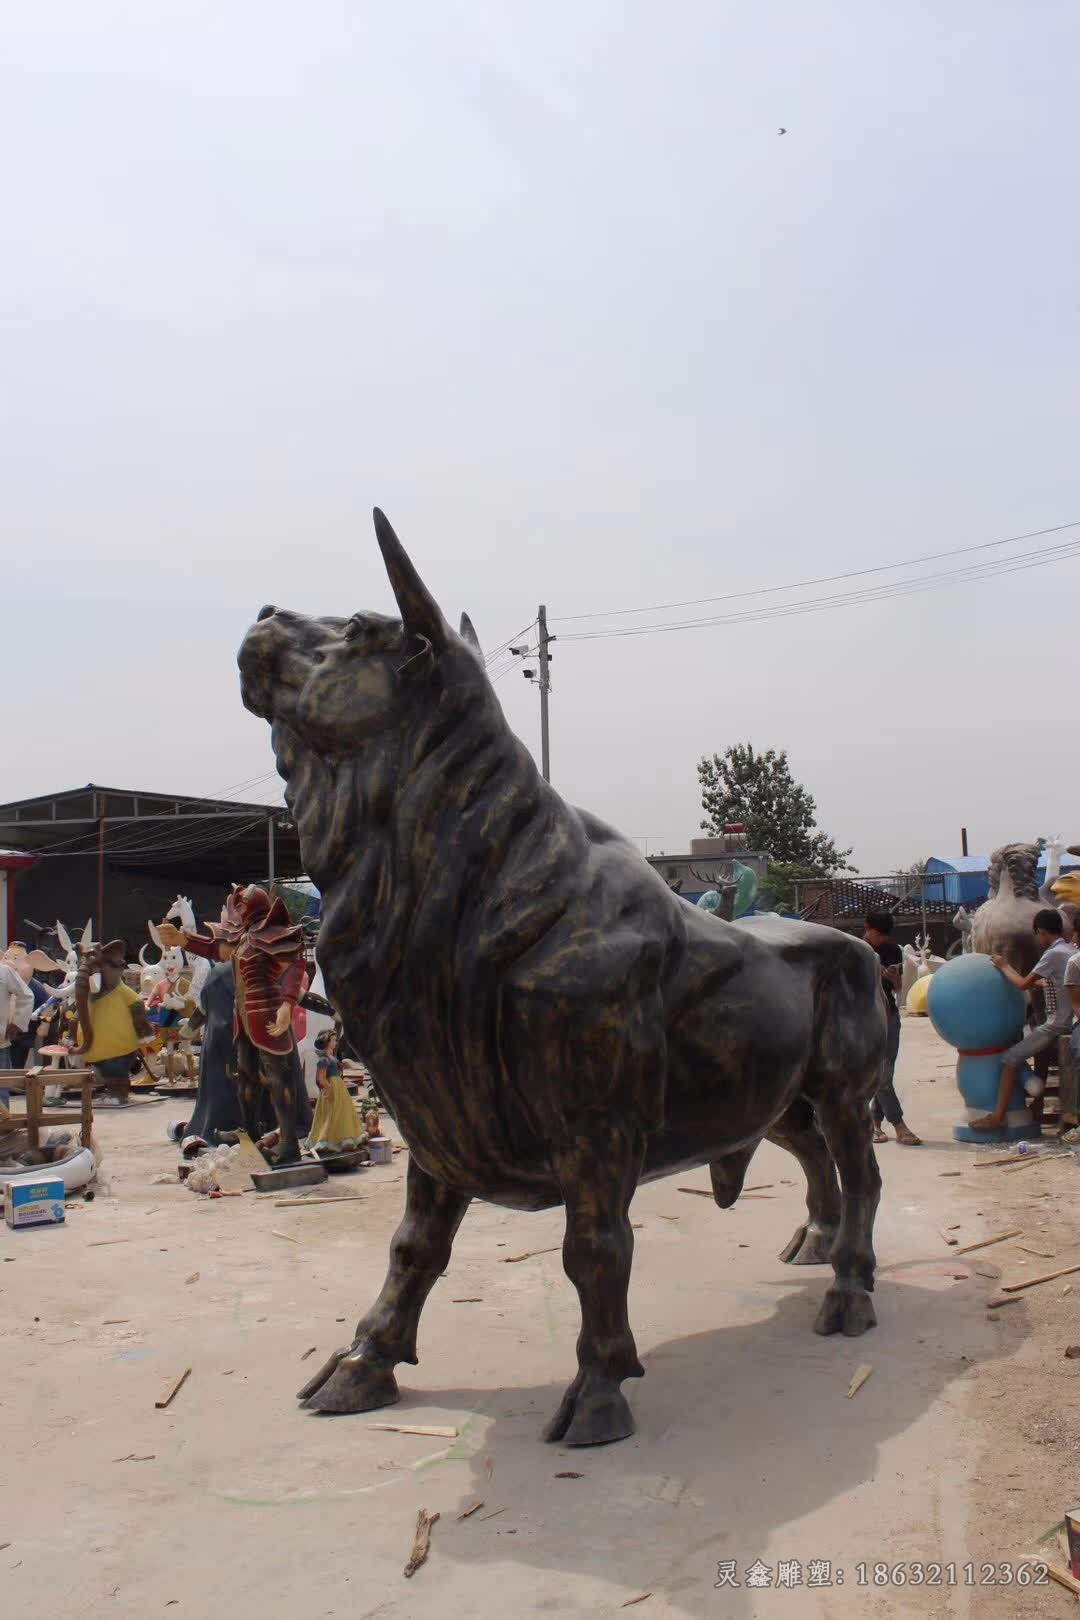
[{"left": 2, "top": 1021, "right": 1078, "bottom": 1618}]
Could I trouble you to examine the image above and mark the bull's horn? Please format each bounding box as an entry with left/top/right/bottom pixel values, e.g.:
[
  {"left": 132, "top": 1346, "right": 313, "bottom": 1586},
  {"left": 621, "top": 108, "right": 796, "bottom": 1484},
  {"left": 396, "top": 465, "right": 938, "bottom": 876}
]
[
  {"left": 459, "top": 612, "right": 481, "bottom": 654},
  {"left": 373, "top": 508, "right": 447, "bottom": 647}
]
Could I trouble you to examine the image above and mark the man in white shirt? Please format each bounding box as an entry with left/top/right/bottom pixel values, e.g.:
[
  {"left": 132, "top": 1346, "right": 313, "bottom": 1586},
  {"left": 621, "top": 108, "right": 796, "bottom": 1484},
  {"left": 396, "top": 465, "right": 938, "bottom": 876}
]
[
  {"left": 0, "top": 958, "right": 35, "bottom": 1107},
  {"left": 971, "top": 909, "right": 1075, "bottom": 1130}
]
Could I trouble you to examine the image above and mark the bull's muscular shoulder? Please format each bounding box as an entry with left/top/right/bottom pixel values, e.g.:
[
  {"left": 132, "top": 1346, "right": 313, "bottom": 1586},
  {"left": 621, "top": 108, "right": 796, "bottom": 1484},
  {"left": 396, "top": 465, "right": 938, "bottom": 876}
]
[{"left": 503, "top": 826, "right": 684, "bottom": 1003}]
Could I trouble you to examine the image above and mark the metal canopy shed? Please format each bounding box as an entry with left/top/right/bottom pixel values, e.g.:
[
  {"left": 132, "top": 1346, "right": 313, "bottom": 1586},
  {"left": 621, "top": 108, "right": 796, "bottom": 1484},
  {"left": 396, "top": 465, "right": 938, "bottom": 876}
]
[{"left": 0, "top": 783, "right": 303, "bottom": 948}]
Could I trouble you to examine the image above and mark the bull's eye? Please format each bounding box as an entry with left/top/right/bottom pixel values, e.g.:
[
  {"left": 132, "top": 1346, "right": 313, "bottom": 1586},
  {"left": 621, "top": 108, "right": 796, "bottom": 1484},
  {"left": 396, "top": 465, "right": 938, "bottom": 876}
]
[{"left": 311, "top": 651, "right": 326, "bottom": 665}]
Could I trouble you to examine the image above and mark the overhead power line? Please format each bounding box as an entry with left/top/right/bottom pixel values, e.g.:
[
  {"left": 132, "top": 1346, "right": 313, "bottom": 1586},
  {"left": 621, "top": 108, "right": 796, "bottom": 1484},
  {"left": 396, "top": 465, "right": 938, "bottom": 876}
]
[
  {"left": 551, "top": 517, "right": 1080, "bottom": 627},
  {"left": 558, "top": 534, "right": 1080, "bottom": 644}
]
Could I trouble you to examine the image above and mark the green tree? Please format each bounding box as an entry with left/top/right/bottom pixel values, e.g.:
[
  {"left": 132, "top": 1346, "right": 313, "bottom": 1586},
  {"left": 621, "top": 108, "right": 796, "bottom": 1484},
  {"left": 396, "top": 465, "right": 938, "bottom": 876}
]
[
  {"left": 757, "top": 861, "right": 824, "bottom": 914},
  {"left": 272, "top": 881, "right": 314, "bottom": 925},
  {"left": 698, "top": 744, "right": 853, "bottom": 873}
]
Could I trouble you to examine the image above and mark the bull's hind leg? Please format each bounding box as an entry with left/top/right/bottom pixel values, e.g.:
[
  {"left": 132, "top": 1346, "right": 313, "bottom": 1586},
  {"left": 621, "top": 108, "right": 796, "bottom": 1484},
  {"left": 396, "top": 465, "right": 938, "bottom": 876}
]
[
  {"left": 299, "top": 1156, "right": 469, "bottom": 1414},
  {"left": 770, "top": 1097, "right": 842, "bottom": 1265},
  {"left": 544, "top": 1112, "right": 645, "bottom": 1448},
  {"left": 812, "top": 1089, "right": 881, "bottom": 1337}
]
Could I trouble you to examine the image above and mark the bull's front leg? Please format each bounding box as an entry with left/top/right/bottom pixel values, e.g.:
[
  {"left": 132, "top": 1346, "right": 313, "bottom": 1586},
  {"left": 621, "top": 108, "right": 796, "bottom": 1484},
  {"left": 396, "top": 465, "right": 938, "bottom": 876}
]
[
  {"left": 299, "top": 1156, "right": 469, "bottom": 1415},
  {"left": 543, "top": 1111, "right": 646, "bottom": 1448}
]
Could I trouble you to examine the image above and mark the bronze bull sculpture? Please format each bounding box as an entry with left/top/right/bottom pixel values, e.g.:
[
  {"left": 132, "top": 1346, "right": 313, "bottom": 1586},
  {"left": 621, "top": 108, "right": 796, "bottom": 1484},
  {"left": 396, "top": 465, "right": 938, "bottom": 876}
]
[{"left": 237, "top": 510, "right": 886, "bottom": 1447}]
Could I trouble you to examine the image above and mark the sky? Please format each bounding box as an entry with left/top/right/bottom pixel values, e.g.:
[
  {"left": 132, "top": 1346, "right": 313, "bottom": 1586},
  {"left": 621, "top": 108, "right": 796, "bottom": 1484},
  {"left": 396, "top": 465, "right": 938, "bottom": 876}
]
[{"left": 5, "top": 2, "right": 1080, "bottom": 874}]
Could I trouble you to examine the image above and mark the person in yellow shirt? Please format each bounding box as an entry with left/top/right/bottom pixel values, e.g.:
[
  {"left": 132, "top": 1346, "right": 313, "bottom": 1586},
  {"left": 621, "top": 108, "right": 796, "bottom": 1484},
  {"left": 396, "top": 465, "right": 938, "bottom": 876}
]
[{"left": 75, "top": 940, "right": 152, "bottom": 1104}]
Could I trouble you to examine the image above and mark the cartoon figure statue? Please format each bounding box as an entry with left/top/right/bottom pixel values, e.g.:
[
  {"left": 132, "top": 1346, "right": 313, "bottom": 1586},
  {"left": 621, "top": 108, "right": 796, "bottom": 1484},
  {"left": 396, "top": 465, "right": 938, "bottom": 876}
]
[
  {"left": 927, "top": 954, "right": 1041, "bottom": 1143},
  {"left": 33, "top": 920, "right": 92, "bottom": 1055},
  {"left": 75, "top": 939, "right": 154, "bottom": 1104},
  {"left": 157, "top": 884, "right": 307, "bottom": 1164},
  {"left": 140, "top": 897, "right": 209, "bottom": 1083}
]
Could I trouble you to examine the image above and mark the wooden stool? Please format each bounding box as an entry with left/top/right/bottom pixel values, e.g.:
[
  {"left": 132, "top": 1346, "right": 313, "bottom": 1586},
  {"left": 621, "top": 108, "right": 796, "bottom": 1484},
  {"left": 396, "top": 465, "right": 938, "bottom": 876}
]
[{"left": 2, "top": 1070, "right": 97, "bottom": 1153}]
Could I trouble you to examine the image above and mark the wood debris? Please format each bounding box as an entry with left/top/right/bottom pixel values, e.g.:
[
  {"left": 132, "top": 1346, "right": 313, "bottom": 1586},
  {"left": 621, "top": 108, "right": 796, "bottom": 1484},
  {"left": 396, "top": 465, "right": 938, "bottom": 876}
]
[
  {"left": 112, "top": 1453, "right": 155, "bottom": 1462},
  {"left": 974, "top": 1267, "right": 997, "bottom": 1279},
  {"left": 456, "top": 1500, "right": 484, "bottom": 1520},
  {"left": 1002, "top": 1154, "right": 1058, "bottom": 1173},
  {"left": 1002, "top": 1260, "right": 1080, "bottom": 1294},
  {"left": 847, "top": 1364, "right": 873, "bottom": 1399},
  {"left": 987, "top": 1296, "right": 1021, "bottom": 1310},
  {"left": 155, "top": 1367, "right": 192, "bottom": 1409},
  {"left": 1018, "top": 1245, "right": 1055, "bottom": 1259},
  {"left": 272, "top": 1194, "right": 366, "bottom": 1208},
  {"left": 369, "top": 1422, "right": 458, "bottom": 1439},
  {"left": 677, "top": 1186, "right": 713, "bottom": 1198},
  {"left": 452, "top": 1298, "right": 483, "bottom": 1304},
  {"left": 185, "top": 1272, "right": 200, "bottom": 1285},
  {"left": 502, "top": 1246, "right": 561, "bottom": 1263},
  {"left": 555, "top": 1471, "right": 584, "bottom": 1479},
  {"left": 103, "top": 1319, "right": 129, "bottom": 1325},
  {"left": 939, "top": 1229, "right": 958, "bottom": 1247},
  {"left": 272, "top": 1230, "right": 300, "bottom": 1244},
  {"left": 744, "top": 1183, "right": 774, "bottom": 1191},
  {"left": 939, "top": 1170, "right": 962, "bottom": 1177},
  {"left": 403, "top": 1508, "right": 439, "bottom": 1579},
  {"left": 88, "top": 1239, "right": 131, "bottom": 1248},
  {"left": 1046, "top": 1563, "right": 1080, "bottom": 1597},
  {"left": 300, "top": 1345, "right": 318, "bottom": 1360},
  {"left": 954, "top": 1229, "right": 1022, "bottom": 1255},
  {"left": 479, "top": 1507, "right": 505, "bottom": 1521},
  {"left": 620, "top": 1594, "right": 653, "bottom": 1608}
]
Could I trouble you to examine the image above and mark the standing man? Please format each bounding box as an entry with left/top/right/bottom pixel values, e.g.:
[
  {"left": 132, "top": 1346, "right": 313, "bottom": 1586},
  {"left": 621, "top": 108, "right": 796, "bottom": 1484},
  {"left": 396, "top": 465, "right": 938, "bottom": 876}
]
[{"left": 863, "top": 911, "right": 922, "bottom": 1145}]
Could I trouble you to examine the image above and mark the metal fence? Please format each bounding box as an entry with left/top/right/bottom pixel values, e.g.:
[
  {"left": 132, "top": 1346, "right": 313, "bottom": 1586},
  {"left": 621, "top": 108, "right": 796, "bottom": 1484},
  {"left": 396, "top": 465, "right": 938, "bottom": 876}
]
[{"left": 794, "top": 871, "right": 955, "bottom": 935}]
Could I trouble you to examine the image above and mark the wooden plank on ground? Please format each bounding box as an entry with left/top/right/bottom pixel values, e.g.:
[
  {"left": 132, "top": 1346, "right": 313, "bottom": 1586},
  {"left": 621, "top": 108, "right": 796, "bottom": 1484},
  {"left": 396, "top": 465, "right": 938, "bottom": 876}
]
[
  {"left": 1002, "top": 1260, "right": 1080, "bottom": 1295},
  {"left": 954, "top": 1229, "right": 1022, "bottom": 1256},
  {"left": 155, "top": 1367, "right": 192, "bottom": 1409}
]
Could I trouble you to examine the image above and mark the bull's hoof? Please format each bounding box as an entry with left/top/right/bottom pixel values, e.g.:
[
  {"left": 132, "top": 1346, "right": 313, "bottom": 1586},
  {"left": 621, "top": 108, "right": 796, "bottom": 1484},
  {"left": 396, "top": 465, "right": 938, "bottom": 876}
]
[
  {"left": 813, "top": 1287, "right": 877, "bottom": 1338},
  {"left": 542, "top": 1373, "right": 636, "bottom": 1447},
  {"left": 297, "top": 1345, "right": 401, "bottom": 1415},
  {"left": 779, "top": 1223, "right": 837, "bottom": 1266}
]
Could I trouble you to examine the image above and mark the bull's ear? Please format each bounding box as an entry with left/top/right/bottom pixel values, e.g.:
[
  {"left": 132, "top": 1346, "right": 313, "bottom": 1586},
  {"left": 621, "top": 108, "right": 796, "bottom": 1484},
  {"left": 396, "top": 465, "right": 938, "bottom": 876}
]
[
  {"left": 459, "top": 612, "right": 481, "bottom": 655},
  {"left": 373, "top": 508, "right": 447, "bottom": 648}
]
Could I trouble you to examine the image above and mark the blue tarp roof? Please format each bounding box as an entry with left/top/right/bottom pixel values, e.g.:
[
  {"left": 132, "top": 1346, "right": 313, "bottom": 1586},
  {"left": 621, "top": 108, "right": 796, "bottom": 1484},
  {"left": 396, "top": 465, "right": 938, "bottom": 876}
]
[{"left": 925, "top": 852, "right": 1080, "bottom": 907}]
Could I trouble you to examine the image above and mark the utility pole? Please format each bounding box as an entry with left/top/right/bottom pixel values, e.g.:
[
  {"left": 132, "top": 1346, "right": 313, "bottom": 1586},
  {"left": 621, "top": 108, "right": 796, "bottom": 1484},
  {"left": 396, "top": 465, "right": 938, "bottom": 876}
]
[
  {"left": 537, "top": 603, "right": 552, "bottom": 783},
  {"left": 513, "top": 607, "right": 555, "bottom": 783}
]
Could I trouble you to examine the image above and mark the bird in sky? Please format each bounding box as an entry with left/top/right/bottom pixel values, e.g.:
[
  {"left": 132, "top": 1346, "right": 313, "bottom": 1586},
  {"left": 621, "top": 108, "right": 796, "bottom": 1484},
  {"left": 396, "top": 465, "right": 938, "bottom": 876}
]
[{"left": 778, "top": 126, "right": 787, "bottom": 135}]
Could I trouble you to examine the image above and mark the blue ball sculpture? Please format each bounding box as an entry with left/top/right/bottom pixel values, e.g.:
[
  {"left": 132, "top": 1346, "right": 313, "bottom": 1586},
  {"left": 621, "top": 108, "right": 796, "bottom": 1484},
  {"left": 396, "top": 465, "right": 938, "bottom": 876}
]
[{"left": 927, "top": 955, "right": 1038, "bottom": 1144}]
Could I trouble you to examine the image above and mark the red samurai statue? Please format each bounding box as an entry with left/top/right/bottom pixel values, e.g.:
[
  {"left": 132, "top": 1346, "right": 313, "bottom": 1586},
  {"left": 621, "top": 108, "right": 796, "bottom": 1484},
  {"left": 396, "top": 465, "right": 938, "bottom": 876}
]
[{"left": 158, "top": 884, "right": 307, "bottom": 1163}]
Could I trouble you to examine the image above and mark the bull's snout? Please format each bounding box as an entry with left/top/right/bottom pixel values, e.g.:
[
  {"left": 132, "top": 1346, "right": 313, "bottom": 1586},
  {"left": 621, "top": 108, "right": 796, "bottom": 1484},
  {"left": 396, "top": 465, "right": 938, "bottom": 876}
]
[{"left": 238, "top": 613, "right": 284, "bottom": 719}]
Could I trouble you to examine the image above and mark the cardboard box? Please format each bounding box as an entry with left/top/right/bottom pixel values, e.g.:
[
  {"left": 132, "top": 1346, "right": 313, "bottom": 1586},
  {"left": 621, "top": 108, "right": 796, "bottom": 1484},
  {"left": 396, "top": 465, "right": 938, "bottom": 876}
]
[{"left": 3, "top": 1176, "right": 66, "bottom": 1229}]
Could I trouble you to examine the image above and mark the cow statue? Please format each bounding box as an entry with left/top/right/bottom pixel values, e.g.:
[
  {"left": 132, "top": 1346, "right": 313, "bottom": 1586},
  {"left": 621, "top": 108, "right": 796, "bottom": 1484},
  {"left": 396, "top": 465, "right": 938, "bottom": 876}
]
[{"left": 237, "top": 510, "right": 887, "bottom": 1447}]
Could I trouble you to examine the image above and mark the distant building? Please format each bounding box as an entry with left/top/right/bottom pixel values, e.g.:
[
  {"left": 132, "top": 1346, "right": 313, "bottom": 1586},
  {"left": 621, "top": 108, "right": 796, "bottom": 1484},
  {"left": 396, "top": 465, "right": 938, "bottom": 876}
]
[{"left": 647, "top": 835, "right": 769, "bottom": 906}]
